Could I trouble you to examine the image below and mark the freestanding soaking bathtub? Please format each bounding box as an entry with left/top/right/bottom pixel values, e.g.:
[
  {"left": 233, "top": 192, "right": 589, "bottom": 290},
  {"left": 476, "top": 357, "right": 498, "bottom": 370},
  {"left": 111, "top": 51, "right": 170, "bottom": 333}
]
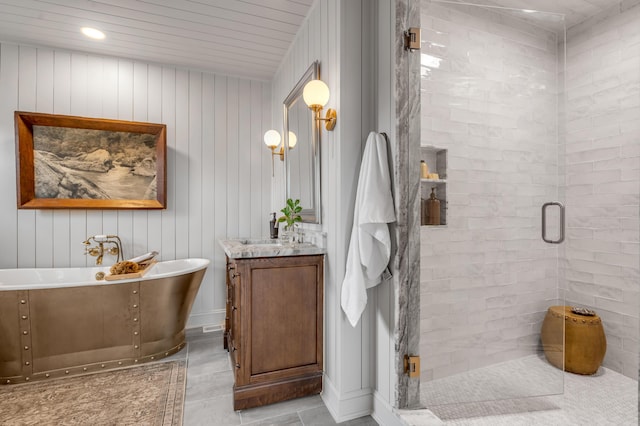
[{"left": 0, "top": 258, "right": 209, "bottom": 384}]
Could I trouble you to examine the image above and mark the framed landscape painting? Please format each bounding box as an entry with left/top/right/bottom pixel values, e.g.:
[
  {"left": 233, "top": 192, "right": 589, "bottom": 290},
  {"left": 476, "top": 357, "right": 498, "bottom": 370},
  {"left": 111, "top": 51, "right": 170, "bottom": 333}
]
[{"left": 15, "top": 111, "right": 167, "bottom": 209}]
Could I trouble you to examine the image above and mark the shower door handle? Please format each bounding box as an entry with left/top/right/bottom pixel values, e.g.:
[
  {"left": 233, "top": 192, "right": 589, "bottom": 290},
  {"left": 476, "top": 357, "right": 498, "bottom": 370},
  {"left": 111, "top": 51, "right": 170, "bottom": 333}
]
[{"left": 541, "top": 202, "right": 565, "bottom": 244}]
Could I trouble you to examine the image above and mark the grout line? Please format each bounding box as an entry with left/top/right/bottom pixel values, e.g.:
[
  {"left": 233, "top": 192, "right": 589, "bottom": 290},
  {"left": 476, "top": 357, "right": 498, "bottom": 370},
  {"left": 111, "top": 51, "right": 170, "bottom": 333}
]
[{"left": 298, "top": 409, "right": 307, "bottom": 426}]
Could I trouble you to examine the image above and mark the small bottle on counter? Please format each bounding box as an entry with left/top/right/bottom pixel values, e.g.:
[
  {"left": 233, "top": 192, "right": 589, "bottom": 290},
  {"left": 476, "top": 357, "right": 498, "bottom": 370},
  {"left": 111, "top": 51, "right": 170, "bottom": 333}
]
[
  {"left": 420, "top": 160, "right": 429, "bottom": 179},
  {"left": 269, "top": 212, "right": 279, "bottom": 239},
  {"left": 427, "top": 187, "right": 441, "bottom": 226}
]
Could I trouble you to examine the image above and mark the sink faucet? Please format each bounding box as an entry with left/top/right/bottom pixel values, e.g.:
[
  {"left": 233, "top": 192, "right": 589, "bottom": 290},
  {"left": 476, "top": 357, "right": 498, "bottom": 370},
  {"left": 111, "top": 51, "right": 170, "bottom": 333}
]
[{"left": 83, "top": 235, "right": 124, "bottom": 265}]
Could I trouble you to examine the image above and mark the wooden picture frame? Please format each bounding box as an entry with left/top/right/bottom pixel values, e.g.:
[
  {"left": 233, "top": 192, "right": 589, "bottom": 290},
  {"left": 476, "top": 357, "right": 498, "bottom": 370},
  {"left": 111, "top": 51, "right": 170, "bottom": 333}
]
[{"left": 15, "top": 111, "right": 167, "bottom": 209}]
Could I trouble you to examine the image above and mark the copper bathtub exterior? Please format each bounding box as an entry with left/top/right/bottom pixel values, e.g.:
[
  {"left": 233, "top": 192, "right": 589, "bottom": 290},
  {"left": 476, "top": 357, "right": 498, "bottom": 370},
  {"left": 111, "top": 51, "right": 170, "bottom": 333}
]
[{"left": 0, "top": 259, "right": 208, "bottom": 384}]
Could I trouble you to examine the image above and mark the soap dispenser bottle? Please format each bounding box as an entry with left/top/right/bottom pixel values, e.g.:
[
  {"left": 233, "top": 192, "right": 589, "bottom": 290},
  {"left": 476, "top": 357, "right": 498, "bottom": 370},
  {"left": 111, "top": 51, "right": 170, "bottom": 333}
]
[
  {"left": 427, "top": 187, "right": 441, "bottom": 226},
  {"left": 269, "top": 212, "right": 279, "bottom": 239}
]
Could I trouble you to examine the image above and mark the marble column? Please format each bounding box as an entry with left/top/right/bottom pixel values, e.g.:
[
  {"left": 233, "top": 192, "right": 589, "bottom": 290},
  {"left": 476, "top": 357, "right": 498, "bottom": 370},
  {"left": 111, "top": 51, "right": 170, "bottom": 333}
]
[{"left": 393, "top": 0, "right": 421, "bottom": 409}]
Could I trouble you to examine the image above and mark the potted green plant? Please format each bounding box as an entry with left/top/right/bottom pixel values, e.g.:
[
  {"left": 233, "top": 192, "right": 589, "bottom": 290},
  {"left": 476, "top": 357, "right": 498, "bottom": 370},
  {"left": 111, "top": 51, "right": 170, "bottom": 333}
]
[{"left": 278, "top": 198, "right": 302, "bottom": 243}]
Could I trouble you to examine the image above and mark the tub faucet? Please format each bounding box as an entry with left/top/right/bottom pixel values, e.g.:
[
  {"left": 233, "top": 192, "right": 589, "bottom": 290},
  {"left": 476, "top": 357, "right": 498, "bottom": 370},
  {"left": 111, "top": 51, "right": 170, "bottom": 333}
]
[{"left": 83, "top": 235, "right": 124, "bottom": 265}]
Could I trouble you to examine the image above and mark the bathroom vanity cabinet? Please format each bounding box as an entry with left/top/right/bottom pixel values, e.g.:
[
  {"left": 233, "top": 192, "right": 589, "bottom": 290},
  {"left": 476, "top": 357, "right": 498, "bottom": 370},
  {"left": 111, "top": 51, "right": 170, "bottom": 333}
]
[{"left": 224, "top": 253, "right": 324, "bottom": 410}]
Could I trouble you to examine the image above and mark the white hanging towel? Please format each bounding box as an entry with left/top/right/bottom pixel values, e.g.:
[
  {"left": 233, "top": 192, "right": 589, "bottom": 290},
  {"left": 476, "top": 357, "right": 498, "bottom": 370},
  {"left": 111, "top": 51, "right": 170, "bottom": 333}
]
[{"left": 341, "top": 131, "right": 396, "bottom": 327}]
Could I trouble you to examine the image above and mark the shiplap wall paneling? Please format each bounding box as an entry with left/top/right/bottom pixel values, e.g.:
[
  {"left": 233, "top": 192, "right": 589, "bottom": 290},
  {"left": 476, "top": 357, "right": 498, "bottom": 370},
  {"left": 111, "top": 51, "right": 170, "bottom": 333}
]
[
  {"left": 52, "top": 50, "right": 71, "bottom": 268},
  {"left": 272, "top": 0, "right": 340, "bottom": 384},
  {"left": 131, "top": 62, "right": 150, "bottom": 264},
  {"left": 17, "top": 46, "right": 36, "bottom": 268},
  {"left": 145, "top": 64, "right": 164, "bottom": 263},
  {"left": 212, "top": 73, "right": 228, "bottom": 321},
  {"left": 339, "top": 0, "right": 366, "bottom": 396},
  {"left": 226, "top": 77, "right": 239, "bottom": 240},
  {"left": 250, "top": 80, "right": 260, "bottom": 238},
  {"left": 174, "top": 68, "right": 189, "bottom": 260},
  {"left": 197, "top": 72, "right": 214, "bottom": 321},
  {"left": 189, "top": 70, "right": 203, "bottom": 258},
  {"left": 323, "top": 0, "right": 339, "bottom": 390},
  {"left": 0, "top": 43, "right": 19, "bottom": 267},
  {"left": 260, "top": 84, "right": 271, "bottom": 241},
  {"left": 375, "top": 0, "right": 395, "bottom": 408},
  {"left": 161, "top": 66, "right": 177, "bottom": 263},
  {"left": 270, "top": 0, "right": 380, "bottom": 421},
  {"left": 0, "top": 42, "right": 272, "bottom": 328},
  {"left": 34, "top": 48, "right": 54, "bottom": 268},
  {"left": 188, "top": 70, "right": 203, "bottom": 316},
  {"left": 69, "top": 53, "right": 89, "bottom": 268},
  {"left": 237, "top": 79, "right": 251, "bottom": 240},
  {"left": 116, "top": 60, "right": 134, "bottom": 267},
  {"left": 85, "top": 56, "right": 105, "bottom": 258},
  {"left": 100, "top": 58, "right": 119, "bottom": 255}
]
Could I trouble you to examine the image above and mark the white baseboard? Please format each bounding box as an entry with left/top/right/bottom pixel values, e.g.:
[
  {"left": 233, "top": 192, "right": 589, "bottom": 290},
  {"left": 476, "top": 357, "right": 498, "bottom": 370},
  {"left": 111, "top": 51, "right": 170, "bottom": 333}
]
[
  {"left": 372, "top": 391, "right": 405, "bottom": 426},
  {"left": 394, "top": 408, "right": 444, "bottom": 426},
  {"left": 186, "top": 309, "right": 225, "bottom": 329},
  {"left": 322, "top": 376, "right": 373, "bottom": 423},
  {"left": 371, "top": 392, "right": 444, "bottom": 426}
]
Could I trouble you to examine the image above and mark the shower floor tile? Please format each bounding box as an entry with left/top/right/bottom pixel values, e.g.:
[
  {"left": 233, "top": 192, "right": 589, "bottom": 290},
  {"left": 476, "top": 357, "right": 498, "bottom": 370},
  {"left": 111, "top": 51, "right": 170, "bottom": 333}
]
[{"left": 416, "top": 355, "right": 637, "bottom": 425}]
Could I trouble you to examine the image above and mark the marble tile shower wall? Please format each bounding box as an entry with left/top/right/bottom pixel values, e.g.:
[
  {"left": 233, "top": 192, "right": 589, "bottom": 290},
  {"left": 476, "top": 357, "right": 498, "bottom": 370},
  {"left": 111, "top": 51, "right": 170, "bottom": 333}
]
[
  {"left": 419, "top": 1, "right": 561, "bottom": 380},
  {"left": 562, "top": 1, "right": 640, "bottom": 379}
]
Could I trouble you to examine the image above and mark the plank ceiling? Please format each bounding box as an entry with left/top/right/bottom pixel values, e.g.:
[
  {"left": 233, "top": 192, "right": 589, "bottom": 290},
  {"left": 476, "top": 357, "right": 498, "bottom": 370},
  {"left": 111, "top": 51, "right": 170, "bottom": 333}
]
[
  {"left": 0, "top": 0, "right": 314, "bottom": 81},
  {"left": 0, "top": 0, "right": 627, "bottom": 81}
]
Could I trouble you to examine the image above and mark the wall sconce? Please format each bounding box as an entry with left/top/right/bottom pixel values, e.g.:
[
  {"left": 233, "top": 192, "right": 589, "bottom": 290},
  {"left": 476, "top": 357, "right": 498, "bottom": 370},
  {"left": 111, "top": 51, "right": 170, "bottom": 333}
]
[
  {"left": 263, "top": 130, "right": 297, "bottom": 175},
  {"left": 264, "top": 129, "right": 283, "bottom": 161},
  {"left": 303, "top": 79, "right": 337, "bottom": 131}
]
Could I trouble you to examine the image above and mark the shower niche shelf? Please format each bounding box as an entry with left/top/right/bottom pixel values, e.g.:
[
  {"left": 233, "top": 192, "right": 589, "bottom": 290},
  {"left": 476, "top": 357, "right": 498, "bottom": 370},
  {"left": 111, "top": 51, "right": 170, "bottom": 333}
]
[{"left": 420, "top": 146, "right": 447, "bottom": 226}]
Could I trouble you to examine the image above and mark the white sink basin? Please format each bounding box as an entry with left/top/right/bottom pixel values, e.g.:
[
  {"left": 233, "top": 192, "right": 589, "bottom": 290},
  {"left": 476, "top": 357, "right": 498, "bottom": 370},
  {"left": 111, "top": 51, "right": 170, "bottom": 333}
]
[{"left": 238, "top": 239, "right": 282, "bottom": 246}]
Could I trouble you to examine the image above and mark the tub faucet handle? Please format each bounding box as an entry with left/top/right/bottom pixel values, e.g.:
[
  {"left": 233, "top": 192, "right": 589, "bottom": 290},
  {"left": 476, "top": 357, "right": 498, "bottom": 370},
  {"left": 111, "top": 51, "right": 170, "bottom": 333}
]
[
  {"left": 83, "top": 234, "right": 123, "bottom": 265},
  {"left": 86, "top": 247, "right": 99, "bottom": 256}
]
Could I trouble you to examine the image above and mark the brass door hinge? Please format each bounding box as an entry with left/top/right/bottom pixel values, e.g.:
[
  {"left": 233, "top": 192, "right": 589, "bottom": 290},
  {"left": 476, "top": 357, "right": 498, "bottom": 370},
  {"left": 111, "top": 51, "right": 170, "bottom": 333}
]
[
  {"left": 404, "top": 27, "right": 421, "bottom": 51},
  {"left": 404, "top": 355, "right": 420, "bottom": 378}
]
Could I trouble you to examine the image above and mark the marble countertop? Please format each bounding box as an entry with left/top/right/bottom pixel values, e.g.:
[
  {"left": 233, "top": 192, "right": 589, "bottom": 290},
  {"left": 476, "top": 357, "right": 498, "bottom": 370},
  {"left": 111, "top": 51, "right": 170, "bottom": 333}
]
[{"left": 218, "top": 238, "right": 326, "bottom": 259}]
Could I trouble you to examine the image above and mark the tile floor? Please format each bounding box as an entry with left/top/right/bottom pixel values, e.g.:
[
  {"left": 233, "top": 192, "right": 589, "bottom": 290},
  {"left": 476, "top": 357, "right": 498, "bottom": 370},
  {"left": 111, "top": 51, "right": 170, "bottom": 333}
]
[
  {"left": 174, "top": 329, "right": 638, "bottom": 425},
  {"left": 404, "top": 354, "right": 638, "bottom": 426},
  {"left": 170, "top": 328, "right": 379, "bottom": 426},
  {"left": 421, "top": 355, "right": 564, "bottom": 407}
]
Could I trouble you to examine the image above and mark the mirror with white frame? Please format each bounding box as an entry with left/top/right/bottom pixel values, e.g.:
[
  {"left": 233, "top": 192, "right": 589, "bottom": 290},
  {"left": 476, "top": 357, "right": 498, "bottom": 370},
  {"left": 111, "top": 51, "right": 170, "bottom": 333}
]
[{"left": 283, "top": 61, "right": 321, "bottom": 224}]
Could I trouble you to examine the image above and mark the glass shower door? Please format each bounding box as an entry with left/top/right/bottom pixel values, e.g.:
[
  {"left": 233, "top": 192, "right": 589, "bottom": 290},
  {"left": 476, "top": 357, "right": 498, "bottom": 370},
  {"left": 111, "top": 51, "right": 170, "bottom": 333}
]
[{"left": 418, "top": 0, "right": 566, "bottom": 409}]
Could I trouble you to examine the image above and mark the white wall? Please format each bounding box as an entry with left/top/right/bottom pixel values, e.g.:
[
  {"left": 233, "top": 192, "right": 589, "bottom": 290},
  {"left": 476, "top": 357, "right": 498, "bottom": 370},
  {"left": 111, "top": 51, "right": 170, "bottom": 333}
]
[
  {"left": 0, "top": 43, "right": 272, "bottom": 328},
  {"left": 419, "top": 1, "right": 561, "bottom": 379},
  {"left": 373, "top": 0, "right": 399, "bottom": 415},
  {"left": 270, "top": 0, "right": 381, "bottom": 421},
  {"left": 562, "top": 1, "right": 640, "bottom": 379}
]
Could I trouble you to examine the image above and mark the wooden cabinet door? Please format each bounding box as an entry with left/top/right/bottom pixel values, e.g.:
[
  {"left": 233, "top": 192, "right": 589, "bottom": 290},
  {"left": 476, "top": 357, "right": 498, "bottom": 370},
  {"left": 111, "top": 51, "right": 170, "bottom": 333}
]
[
  {"left": 250, "top": 263, "right": 319, "bottom": 375},
  {"left": 231, "top": 254, "right": 323, "bottom": 408}
]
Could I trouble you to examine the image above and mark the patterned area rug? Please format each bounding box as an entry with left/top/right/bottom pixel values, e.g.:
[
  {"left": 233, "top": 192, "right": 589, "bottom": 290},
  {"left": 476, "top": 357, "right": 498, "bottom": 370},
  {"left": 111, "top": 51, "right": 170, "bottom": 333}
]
[{"left": 0, "top": 361, "right": 186, "bottom": 426}]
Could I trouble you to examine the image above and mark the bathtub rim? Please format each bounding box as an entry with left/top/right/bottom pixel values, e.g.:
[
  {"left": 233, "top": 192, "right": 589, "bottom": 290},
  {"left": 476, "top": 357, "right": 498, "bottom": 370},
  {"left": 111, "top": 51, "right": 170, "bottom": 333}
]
[{"left": 0, "top": 258, "right": 210, "bottom": 291}]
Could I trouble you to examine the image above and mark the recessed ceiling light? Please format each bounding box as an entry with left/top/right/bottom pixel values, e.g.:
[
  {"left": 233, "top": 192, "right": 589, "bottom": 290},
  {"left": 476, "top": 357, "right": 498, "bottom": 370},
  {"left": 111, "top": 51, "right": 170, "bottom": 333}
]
[
  {"left": 522, "top": 9, "right": 536, "bottom": 13},
  {"left": 81, "top": 27, "right": 105, "bottom": 40}
]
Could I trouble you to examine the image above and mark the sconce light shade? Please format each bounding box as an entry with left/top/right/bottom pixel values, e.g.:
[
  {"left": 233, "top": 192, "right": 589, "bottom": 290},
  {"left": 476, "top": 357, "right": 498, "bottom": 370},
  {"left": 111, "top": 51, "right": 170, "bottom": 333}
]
[
  {"left": 288, "top": 131, "right": 297, "bottom": 149},
  {"left": 263, "top": 129, "right": 281, "bottom": 148},
  {"left": 264, "top": 129, "right": 285, "bottom": 176},
  {"left": 303, "top": 79, "right": 330, "bottom": 108},
  {"left": 302, "top": 79, "right": 336, "bottom": 131}
]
